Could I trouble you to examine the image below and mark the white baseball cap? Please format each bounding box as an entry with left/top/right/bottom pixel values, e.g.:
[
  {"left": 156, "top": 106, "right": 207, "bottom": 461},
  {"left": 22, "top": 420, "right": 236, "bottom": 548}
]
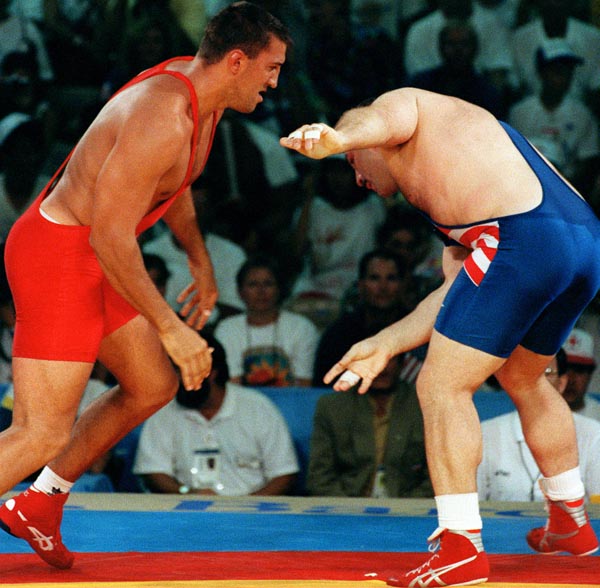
[
  {"left": 563, "top": 328, "right": 596, "bottom": 367},
  {"left": 536, "top": 38, "right": 583, "bottom": 67}
]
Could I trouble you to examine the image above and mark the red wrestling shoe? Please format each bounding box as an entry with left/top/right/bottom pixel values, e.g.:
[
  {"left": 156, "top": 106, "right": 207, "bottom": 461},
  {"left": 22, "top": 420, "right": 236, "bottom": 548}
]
[
  {"left": 0, "top": 487, "right": 74, "bottom": 569},
  {"left": 387, "top": 528, "right": 489, "bottom": 587},
  {"left": 527, "top": 497, "right": 599, "bottom": 556}
]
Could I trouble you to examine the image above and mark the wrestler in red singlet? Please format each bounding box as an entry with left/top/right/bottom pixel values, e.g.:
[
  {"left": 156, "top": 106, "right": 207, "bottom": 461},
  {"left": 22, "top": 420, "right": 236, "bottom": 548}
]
[{"left": 5, "top": 58, "right": 217, "bottom": 362}]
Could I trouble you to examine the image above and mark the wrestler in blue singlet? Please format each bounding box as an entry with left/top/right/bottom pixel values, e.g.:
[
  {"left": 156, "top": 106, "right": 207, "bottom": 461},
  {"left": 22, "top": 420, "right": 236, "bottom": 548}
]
[{"left": 433, "top": 121, "right": 600, "bottom": 358}]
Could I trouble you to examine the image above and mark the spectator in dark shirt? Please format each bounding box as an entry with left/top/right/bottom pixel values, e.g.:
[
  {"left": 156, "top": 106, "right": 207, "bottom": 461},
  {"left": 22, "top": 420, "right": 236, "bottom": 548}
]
[{"left": 408, "top": 19, "right": 505, "bottom": 118}]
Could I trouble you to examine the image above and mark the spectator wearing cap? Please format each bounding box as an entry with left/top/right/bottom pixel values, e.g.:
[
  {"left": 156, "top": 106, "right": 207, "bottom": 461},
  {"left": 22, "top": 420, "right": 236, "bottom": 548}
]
[
  {"left": 563, "top": 327, "right": 600, "bottom": 422},
  {"left": 511, "top": 0, "right": 600, "bottom": 105},
  {"left": 508, "top": 38, "right": 599, "bottom": 192}
]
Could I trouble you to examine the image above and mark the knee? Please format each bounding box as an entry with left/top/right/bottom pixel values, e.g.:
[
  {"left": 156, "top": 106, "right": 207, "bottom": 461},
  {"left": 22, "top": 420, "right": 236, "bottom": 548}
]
[
  {"left": 128, "top": 366, "right": 179, "bottom": 414},
  {"left": 494, "top": 364, "right": 520, "bottom": 392}
]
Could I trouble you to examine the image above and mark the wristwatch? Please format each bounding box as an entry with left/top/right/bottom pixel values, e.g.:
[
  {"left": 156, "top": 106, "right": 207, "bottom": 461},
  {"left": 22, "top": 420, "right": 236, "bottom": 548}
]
[{"left": 178, "top": 484, "right": 190, "bottom": 495}]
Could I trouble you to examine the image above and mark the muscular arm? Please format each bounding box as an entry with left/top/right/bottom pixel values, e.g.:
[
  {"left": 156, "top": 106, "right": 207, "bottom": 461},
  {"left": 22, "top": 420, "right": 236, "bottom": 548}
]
[
  {"left": 162, "top": 189, "right": 218, "bottom": 329},
  {"left": 279, "top": 88, "right": 420, "bottom": 158},
  {"left": 89, "top": 100, "right": 211, "bottom": 390},
  {"left": 324, "top": 245, "right": 469, "bottom": 393}
]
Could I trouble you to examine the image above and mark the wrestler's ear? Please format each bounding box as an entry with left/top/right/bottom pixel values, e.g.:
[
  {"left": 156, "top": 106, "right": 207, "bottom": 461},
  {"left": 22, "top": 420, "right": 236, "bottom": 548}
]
[{"left": 227, "top": 49, "right": 246, "bottom": 74}]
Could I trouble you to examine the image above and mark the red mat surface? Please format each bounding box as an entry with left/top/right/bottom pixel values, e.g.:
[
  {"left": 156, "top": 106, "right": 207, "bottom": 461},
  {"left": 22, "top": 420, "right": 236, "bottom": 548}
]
[{"left": 0, "top": 552, "right": 598, "bottom": 585}]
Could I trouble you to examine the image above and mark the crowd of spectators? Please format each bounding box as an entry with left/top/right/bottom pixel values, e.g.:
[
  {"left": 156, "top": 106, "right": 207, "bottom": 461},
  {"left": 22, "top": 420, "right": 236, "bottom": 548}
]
[{"left": 2, "top": 0, "right": 600, "bottom": 498}]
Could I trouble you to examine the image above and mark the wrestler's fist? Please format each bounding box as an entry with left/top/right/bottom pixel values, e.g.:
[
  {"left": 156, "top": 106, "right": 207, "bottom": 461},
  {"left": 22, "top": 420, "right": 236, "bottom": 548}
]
[{"left": 160, "top": 322, "right": 213, "bottom": 390}]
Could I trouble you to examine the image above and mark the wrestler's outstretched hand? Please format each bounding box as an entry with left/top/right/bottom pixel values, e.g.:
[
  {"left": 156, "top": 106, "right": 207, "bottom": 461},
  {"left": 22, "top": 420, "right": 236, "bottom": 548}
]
[
  {"left": 177, "top": 258, "right": 218, "bottom": 331},
  {"left": 324, "top": 335, "right": 392, "bottom": 395},
  {"left": 279, "top": 123, "right": 345, "bottom": 160}
]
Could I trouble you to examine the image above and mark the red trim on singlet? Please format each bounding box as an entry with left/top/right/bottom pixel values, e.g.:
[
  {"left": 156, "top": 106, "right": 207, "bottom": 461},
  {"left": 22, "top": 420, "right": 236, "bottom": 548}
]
[{"left": 38, "top": 56, "right": 218, "bottom": 235}]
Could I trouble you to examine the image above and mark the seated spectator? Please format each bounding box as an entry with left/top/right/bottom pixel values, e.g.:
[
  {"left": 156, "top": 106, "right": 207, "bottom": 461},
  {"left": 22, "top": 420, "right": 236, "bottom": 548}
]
[
  {"left": 133, "top": 332, "right": 299, "bottom": 495},
  {"left": 290, "top": 154, "right": 386, "bottom": 307},
  {"left": 0, "top": 242, "right": 13, "bottom": 384},
  {"left": 312, "top": 249, "right": 411, "bottom": 386},
  {"left": 562, "top": 327, "right": 600, "bottom": 421},
  {"left": 0, "top": 112, "right": 50, "bottom": 241},
  {"left": 511, "top": 0, "right": 600, "bottom": 112},
  {"left": 0, "top": 0, "right": 54, "bottom": 84},
  {"left": 478, "top": 348, "right": 600, "bottom": 501},
  {"left": 307, "top": 355, "right": 432, "bottom": 498},
  {"left": 0, "top": 50, "right": 52, "bottom": 140},
  {"left": 215, "top": 256, "right": 319, "bottom": 388},
  {"left": 376, "top": 206, "right": 442, "bottom": 308},
  {"left": 475, "top": 0, "right": 520, "bottom": 29},
  {"left": 42, "top": 0, "right": 112, "bottom": 87},
  {"left": 403, "top": 0, "right": 515, "bottom": 96},
  {"left": 508, "top": 39, "right": 599, "bottom": 192},
  {"left": 99, "top": 15, "right": 179, "bottom": 102},
  {"left": 407, "top": 19, "right": 505, "bottom": 118},
  {"left": 202, "top": 109, "right": 301, "bottom": 267}
]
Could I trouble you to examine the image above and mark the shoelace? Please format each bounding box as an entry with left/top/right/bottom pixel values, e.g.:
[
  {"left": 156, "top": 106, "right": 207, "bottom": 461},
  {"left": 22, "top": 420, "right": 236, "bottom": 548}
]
[
  {"left": 408, "top": 538, "right": 442, "bottom": 576},
  {"left": 428, "top": 537, "right": 441, "bottom": 553}
]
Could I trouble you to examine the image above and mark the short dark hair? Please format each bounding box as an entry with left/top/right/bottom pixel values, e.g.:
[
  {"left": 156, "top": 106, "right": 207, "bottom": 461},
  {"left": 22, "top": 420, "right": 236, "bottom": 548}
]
[
  {"left": 143, "top": 252, "right": 171, "bottom": 287},
  {"left": 198, "top": 1, "right": 292, "bottom": 65},
  {"left": 358, "top": 248, "right": 407, "bottom": 280},
  {"left": 201, "top": 331, "right": 229, "bottom": 386},
  {"left": 376, "top": 207, "right": 432, "bottom": 248},
  {"left": 236, "top": 254, "right": 283, "bottom": 291}
]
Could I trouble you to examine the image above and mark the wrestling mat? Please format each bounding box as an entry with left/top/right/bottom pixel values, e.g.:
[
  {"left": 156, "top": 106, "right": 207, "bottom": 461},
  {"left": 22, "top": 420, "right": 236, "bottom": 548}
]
[{"left": 0, "top": 494, "right": 598, "bottom": 587}]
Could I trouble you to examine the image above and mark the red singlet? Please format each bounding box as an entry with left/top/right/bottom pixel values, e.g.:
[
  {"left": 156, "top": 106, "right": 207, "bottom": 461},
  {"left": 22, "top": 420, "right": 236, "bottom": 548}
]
[{"left": 5, "top": 57, "right": 216, "bottom": 362}]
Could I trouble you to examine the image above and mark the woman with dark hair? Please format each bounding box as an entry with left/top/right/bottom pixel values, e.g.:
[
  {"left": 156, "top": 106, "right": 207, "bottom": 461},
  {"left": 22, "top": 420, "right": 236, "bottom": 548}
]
[{"left": 215, "top": 255, "right": 319, "bottom": 387}]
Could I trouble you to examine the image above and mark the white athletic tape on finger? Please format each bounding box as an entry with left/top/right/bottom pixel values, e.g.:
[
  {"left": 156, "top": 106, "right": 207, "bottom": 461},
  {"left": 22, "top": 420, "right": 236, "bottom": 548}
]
[
  {"left": 289, "top": 130, "right": 303, "bottom": 139},
  {"left": 338, "top": 370, "right": 361, "bottom": 386},
  {"left": 304, "top": 129, "right": 321, "bottom": 140}
]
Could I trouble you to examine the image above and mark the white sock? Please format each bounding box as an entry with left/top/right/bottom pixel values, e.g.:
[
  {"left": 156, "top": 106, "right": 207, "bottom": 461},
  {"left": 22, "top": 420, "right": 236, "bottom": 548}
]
[
  {"left": 435, "top": 493, "right": 483, "bottom": 531},
  {"left": 540, "top": 466, "right": 585, "bottom": 502},
  {"left": 33, "top": 466, "right": 74, "bottom": 495}
]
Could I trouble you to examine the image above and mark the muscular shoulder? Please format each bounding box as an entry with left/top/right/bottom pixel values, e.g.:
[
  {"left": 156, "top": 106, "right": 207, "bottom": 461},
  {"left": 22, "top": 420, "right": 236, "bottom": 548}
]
[{"left": 98, "top": 76, "right": 193, "bottom": 161}]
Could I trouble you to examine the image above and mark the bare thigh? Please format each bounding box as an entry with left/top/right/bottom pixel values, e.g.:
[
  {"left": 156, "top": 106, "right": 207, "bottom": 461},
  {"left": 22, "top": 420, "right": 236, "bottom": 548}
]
[
  {"left": 98, "top": 314, "right": 178, "bottom": 402},
  {"left": 418, "top": 329, "right": 506, "bottom": 398},
  {"left": 11, "top": 358, "right": 93, "bottom": 430}
]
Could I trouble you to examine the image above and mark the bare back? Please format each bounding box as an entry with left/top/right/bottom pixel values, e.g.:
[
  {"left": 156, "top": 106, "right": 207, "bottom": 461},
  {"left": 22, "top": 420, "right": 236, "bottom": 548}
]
[
  {"left": 382, "top": 90, "right": 543, "bottom": 226},
  {"left": 41, "top": 58, "right": 221, "bottom": 226}
]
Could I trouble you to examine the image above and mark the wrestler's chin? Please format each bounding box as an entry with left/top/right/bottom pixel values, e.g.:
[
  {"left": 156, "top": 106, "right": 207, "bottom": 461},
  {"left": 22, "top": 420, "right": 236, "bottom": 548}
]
[
  {"left": 372, "top": 186, "right": 396, "bottom": 198},
  {"left": 239, "top": 96, "right": 263, "bottom": 114}
]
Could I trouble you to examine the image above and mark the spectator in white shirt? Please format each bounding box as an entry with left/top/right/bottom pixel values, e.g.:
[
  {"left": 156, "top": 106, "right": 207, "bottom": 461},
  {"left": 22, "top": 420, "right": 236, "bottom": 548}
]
[
  {"left": 215, "top": 255, "right": 319, "bottom": 387},
  {"left": 403, "top": 0, "right": 515, "bottom": 94},
  {"left": 134, "top": 332, "right": 299, "bottom": 496},
  {"left": 508, "top": 38, "right": 599, "bottom": 191},
  {"left": 478, "top": 348, "right": 600, "bottom": 501},
  {"left": 511, "top": 0, "right": 600, "bottom": 108}
]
